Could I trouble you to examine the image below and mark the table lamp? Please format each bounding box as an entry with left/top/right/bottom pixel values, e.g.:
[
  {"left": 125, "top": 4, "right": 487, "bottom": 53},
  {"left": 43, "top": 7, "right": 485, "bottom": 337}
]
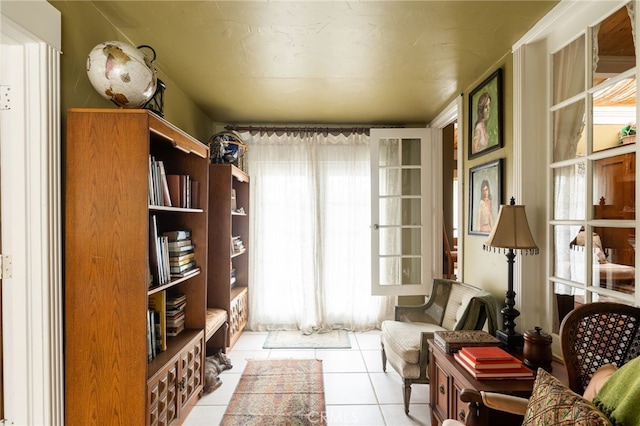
[{"left": 483, "top": 197, "right": 539, "bottom": 349}]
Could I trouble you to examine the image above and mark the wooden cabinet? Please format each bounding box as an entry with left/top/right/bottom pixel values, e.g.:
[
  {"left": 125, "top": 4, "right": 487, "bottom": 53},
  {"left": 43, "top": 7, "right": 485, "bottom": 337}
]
[
  {"left": 427, "top": 340, "right": 568, "bottom": 426},
  {"left": 207, "top": 164, "right": 250, "bottom": 350},
  {"left": 148, "top": 332, "right": 203, "bottom": 426},
  {"left": 65, "top": 109, "right": 208, "bottom": 425}
]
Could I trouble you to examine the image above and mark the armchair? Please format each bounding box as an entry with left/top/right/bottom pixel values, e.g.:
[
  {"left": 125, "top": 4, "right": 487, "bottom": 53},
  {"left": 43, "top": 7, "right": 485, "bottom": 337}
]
[
  {"left": 380, "top": 279, "right": 498, "bottom": 414},
  {"left": 445, "top": 302, "right": 640, "bottom": 425}
]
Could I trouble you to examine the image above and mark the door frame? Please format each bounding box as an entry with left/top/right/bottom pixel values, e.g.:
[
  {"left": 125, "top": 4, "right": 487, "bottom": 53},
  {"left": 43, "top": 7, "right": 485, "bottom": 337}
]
[
  {"left": 0, "top": 2, "right": 62, "bottom": 424},
  {"left": 430, "top": 96, "right": 463, "bottom": 282}
]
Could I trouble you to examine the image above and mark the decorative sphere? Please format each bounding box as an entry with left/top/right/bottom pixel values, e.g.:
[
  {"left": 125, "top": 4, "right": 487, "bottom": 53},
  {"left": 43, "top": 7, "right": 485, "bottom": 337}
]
[
  {"left": 86, "top": 41, "right": 157, "bottom": 108},
  {"left": 208, "top": 132, "right": 247, "bottom": 165}
]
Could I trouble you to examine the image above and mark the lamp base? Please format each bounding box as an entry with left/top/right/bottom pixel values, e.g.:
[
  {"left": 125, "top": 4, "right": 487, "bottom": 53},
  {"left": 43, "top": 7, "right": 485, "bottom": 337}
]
[{"left": 496, "top": 329, "right": 524, "bottom": 350}]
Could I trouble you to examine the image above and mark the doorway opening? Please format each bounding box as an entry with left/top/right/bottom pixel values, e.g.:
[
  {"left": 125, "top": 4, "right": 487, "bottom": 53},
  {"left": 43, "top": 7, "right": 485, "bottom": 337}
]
[{"left": 443, "top": 121, "right": 458, "bottom": 280}]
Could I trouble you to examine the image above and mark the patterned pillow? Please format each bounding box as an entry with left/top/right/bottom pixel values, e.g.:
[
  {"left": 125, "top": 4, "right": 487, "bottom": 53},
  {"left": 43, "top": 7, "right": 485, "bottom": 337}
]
[{"left": 522, "top": 369, "right": 612, "bottom": 426}]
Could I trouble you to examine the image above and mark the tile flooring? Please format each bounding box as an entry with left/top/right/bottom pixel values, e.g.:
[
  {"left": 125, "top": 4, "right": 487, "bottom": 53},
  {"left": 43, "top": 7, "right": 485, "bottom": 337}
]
[{"left": 184, "top": 330, "right": 432, "bottom": 426}]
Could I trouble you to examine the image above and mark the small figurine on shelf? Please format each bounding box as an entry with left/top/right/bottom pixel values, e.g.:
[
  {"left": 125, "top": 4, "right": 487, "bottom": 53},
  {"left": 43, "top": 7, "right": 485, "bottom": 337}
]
[{"left": 618, "top": 123, "right": 636, "bottom": 144}]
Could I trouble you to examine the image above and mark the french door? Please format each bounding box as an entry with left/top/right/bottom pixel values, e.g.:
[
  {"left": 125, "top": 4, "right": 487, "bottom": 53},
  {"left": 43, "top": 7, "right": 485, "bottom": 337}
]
[{"left": 370, "top": 128, "right": 434, "bottom": 296}]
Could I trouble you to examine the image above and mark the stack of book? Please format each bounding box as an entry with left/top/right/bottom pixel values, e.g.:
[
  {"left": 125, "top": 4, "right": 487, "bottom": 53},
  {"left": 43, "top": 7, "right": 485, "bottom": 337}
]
[
  {"left": 166, "top": 293, "right": 186, "bottom": 337},
  {"left": 231, "top": 236, "right": 245, "bottom": 255},
  {"left": 164, "top": 229, "right": 199, "bottom": 278},
  {"left": 454, "top": 346, "right": 535, "bottom": 380}
]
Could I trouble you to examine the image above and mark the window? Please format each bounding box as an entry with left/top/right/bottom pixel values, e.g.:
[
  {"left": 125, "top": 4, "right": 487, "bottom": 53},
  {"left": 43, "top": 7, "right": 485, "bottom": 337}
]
[{"left": 550, "top": 4, "right": 637, "bottom": 332}]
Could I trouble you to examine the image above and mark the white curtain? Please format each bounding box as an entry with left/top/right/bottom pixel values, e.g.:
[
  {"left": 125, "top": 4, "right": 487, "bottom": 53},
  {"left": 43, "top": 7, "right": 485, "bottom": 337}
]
[{"left": 239, "top": 130, "right": 394, "bottom": 333}]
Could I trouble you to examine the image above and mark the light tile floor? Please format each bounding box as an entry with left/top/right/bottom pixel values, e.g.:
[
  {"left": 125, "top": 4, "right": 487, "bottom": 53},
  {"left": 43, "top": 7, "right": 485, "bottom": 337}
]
[{"left": 184, "top": 330, "right": 432, "bottom": 426}]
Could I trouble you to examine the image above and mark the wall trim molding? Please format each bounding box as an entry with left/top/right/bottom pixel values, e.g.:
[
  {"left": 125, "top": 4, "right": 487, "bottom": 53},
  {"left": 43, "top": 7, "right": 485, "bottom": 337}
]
[{"left": 1, "top": 3, "right": 62, "bottom": 424}]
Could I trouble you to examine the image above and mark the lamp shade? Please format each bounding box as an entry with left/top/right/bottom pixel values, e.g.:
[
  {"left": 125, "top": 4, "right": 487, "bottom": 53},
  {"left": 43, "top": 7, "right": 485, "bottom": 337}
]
[{"left": 483, "top": 202, "right": 539, "bottom": 255}]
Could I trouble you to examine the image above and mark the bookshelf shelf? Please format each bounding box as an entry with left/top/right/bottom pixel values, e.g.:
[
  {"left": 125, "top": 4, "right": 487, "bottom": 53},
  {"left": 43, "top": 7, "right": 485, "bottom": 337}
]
[
  {"left": 231, "top": 249, "right": 247, "bottom": 259},
  {"left": 148, "top": 268, "right": 202, "bottom": 295},
  {"left": 65, "top": 109, "right": 209, "bottom": 426},
  {"left": 149, "top": 205, "right": 205, "bottom": 213}
]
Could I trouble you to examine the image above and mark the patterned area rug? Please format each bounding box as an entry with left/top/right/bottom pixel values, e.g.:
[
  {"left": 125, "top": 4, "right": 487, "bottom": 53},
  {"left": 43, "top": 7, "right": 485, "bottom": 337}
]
[
  {"left": 263, "top": 330, "right": 351, "bottom": 349},
  {"left": 221, "top": 359, "right": 326, "bottom": 426}
]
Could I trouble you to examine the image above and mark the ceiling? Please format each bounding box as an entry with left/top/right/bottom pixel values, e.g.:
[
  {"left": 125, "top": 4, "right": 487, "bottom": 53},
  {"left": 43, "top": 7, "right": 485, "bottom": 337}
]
[{"left": 91, "top": 1, "right": 559, "bottom": 125}]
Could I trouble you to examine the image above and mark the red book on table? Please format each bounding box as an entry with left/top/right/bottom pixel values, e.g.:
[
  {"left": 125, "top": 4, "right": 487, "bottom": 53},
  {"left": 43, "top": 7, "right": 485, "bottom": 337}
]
[
  {"left": 454, "top": 352, "right": 534, "bottom": 380},
  {"left": 460, "top": 346, "right": 518, "bottom": 362},
  {"left": 457, "top": 349, "right": 522, "bottom": 370}
]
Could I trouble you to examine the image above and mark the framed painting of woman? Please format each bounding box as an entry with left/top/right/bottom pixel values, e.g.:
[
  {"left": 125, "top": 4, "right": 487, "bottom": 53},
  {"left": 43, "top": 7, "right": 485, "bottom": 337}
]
[
  {"left": 468, "top": 68, "right": 503, "bottom": 159},
  {"left": 469, "top": 159, "right": 503, "bottom": 236}
]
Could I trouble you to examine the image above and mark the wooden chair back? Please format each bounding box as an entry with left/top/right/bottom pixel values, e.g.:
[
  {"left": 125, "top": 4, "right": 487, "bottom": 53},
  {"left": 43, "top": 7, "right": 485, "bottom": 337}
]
[{"left": 559, "top": 302, "right": 640, "bottom": 395}]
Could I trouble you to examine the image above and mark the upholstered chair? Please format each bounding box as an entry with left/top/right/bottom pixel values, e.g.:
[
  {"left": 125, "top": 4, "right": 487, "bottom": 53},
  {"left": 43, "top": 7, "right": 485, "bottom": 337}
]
[{"left": 380, "top": 279, "right": 498, "bottom": 414}]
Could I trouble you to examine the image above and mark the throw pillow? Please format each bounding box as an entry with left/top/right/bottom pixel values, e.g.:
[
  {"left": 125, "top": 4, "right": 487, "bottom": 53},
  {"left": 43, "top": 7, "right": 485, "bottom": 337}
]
[{"left": 522, "top": 369, "right": 612, "bottom": 426}]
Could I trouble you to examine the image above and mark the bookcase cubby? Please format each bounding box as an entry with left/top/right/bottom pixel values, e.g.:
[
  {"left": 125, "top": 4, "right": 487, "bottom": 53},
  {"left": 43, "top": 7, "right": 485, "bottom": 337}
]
[{"left": 64, "top": 109, "right": 217, "bottom": 425}]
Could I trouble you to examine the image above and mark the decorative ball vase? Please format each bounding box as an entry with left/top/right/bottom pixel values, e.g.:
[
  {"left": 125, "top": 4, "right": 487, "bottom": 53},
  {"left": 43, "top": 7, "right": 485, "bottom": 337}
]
[
  {"left": 523, "top": 326, "right": 553, "bottom": 372},
  {"left": 86, "top": 41, "right": 157, "bottom": 108},
  {"left": 207, "top": 131, "right": 248, "bottom": 171}
]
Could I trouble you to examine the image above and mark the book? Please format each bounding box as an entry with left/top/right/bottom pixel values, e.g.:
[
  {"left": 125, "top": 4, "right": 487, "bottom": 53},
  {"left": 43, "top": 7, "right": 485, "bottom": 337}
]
[
  {"left": 148, "top": 309, "right": 157, "bottom": 359},
  {"left": 459, "top": 346, "right": 518, "bottom": 363},
  {"left": 165, "top": 292, "right": 186, "bottom": 337},
  {"left": 166, "top": 293, "right": 187, "bottom": 309},
  {"left": 167, "top": 239, "right": 192, "bottom": 249},
  {"left": 166, "top": 322, "right": 185, "bottom": 337},
  {"left": 147, "top": 309, "right": 153, "bottom": 361},
  {"left": 168, "top": 244, "right": 195, "bottom": 254},
  {"left": 160, "top": 236, "right": 170, "bottom": 284},
  {"left": 148, "top": 155, "right": 159, "bottom": 206},
  {"left": 231, "top": 188, "right": 237, "bottom": 211},
  {"left": 170, "top": 261, "right": 196, "bottom": 274},
  {"left": 166, "top": 311, "right": 185, "bottom": 327},
  {"left": 454, "top": 352, "right": 534, "bottom": 380},
  {"left": 457, "top": 348, "right": 522, "bottom": 370},
  {"left": 180, "top": 175, "right": 189, "bottom": 208},
  {"left": 157, "top": 160, "right": 172, "bottom": 207},
  {"left": 148, "top": 155, "right": 155, "bottom": 205},
  {"left": 170, "top": 267, "right": 200, "bottom": 278},
  {"left": 169, "top": 252, "right": 195, "bottom": 266},
  {"left": 148, "top": 292, "right": 167, "bottom": 352},
  {"left": 148, "top": 215, "right": 163, "bottom": 286},
  {"left": 191, "top": 180, "right": 200, "bottom": 209},
  {"left": 163, "top": 229, "right": 191, "bottom": 241},
  {"left": 433, "top": 330, "right": 501, "bottom": 353},
  {"left": 166, "top": 174, "right": 181, "bottom": 207}
]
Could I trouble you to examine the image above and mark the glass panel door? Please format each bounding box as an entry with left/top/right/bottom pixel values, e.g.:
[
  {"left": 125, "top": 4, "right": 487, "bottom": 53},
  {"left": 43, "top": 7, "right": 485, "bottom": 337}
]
[
  {"left": 550, "top": 4, "right": 637, "bottom": 333},
  {"left": 371, "top": 128, "right": 431, "bottom": 296}
]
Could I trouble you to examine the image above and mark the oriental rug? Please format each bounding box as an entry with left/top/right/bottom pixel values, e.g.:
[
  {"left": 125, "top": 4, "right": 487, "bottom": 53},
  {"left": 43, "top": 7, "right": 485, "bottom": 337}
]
[
  {"left": 263, "top": 330, "right": 351, "bottom": 349},
  {"left": 220, "top": 359, "right": 326, "bottom": 426}
]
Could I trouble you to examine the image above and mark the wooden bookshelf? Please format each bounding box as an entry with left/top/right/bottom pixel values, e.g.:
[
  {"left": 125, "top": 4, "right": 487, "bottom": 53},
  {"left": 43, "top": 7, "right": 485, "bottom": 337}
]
[
  {"left": 207, "top": 164, "right": 250, "bottom": 350},
  {"left": 65, "top": 109, "right": 210, "bottom": 425}
]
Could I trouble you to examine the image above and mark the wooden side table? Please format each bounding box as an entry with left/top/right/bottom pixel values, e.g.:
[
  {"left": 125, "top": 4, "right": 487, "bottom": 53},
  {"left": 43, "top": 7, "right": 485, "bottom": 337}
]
[{"left": 428, "top": 339, "right": 567, "bottom": 426}]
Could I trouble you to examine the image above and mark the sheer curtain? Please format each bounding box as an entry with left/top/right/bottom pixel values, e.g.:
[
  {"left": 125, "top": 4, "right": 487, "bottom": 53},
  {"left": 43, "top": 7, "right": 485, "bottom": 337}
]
[
  {"left": 239, "top": 130, "right": 394, "bottom": 333},
  {"left": 552, "top": 34, "right": 587, "bottom": 297}
]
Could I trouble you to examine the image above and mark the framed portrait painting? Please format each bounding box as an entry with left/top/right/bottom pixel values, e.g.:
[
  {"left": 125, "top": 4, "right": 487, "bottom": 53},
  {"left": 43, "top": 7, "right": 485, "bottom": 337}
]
[
  {"left": 468, "top": 68, "right": 503, "bottom": 159},
  {"left": 468, "top": 159, "right": 503, "bottom": 236}
]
